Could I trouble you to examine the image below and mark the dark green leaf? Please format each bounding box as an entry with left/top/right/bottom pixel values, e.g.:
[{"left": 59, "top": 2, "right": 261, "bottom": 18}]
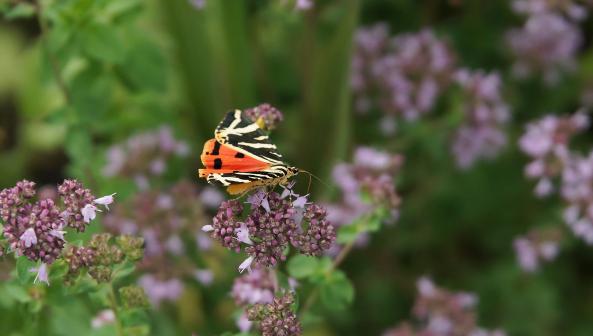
[
  {"left": 115, "top": 38, "right": 166, "bottom": 92},
  {"left": 80, "top": 23, "right": 125, "bottom": 63},
  {"left": 319, "top": 270, "right": 354, "bottom": 311}
]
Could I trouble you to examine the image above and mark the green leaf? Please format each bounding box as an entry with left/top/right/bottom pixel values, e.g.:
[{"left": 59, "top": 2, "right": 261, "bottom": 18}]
[
  {"left": 287, "top": 255, "right": 320, "bottom": 279},
  {"left": 366, "top": 207, "right": 387, "bottom": 232},
  {"left": 120, "top": 308, "right": 149, "bottom": 327},
  {"left": 69, "top": 64, "right": 113, "bottom": 119},
  {"left": 319, "top": 270, "right": 354, "bottom": 311},
  {"left": 337, "top": 223, "right": 360, "bottom": 244},
  {"left": 80, "top": 23, "right": 125, "bottom": 63},
  {"left": 115, "top": 38, "right": 166, "bottom": 92},
  {"left": 3, "top": 283, "right": 32, "bottom": 303},
  {"left": 309, "top": 257, "right": 333, "bottom": 284},
  {"left": 87, "top": 285, "right": 110, "bottom": 306},
  {"left": 112, "top": 261, "right": 136, "bottom": 282},
  {"left": 49, "top": 260, "right": 69, "bottom": 280},
  {"left": 89, "top": 325, "right": 118, "bottom": 336},
  {"left": 4, "top": 3, "right": 36, "bottom": 20},
  {"left": 29, "top": 299, "right": 44, "bottom": 313},
  {"left": 104, "top": 0, "right": 142, "bottom": 22},
  {"left": 64, "top": 128, "right": 93, "bottom": 164},
  {"left": 16, "top": 256, "right": 36, "bottom": 284},
  {"left": 65, "top": 275, "right": 100, "bottom": 296}
]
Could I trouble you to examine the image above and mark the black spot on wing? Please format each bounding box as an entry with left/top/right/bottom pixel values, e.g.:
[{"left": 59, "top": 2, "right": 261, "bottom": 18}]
[
  {"left": 235, "top": 152, "right": 245, "bottom": 158},
  {"left": 214, "top": 158, "right": 222, "bottom": 169},
  {"left": 211, "top": 141, "right": 221, "bottom": 155}
]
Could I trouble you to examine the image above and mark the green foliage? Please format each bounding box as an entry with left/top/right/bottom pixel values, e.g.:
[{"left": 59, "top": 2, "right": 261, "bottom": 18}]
[
  {"left": 4, "top": 3, "right": 36, "bottom": 20},
  {"left": 319, "top": 270, "right": 354, "bottom": 311},
  {"left": 1, "top": 0, "right": 593, "bottom": 335}
]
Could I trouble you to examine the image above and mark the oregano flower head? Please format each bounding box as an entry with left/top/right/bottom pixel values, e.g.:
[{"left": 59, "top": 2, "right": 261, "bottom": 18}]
[{"left": 203, "top": 188, "right": 335, "bottom": 271}]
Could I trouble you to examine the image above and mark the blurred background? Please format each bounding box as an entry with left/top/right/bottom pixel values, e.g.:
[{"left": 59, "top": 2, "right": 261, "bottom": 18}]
[{"left": 1, "top": 0, "right": 593, "bottom": 335}]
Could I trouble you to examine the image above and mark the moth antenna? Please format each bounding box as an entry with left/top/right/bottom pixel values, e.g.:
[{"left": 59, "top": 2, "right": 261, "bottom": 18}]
[{"left": 297, "top": 169, "right": 332, "bottom": 191}]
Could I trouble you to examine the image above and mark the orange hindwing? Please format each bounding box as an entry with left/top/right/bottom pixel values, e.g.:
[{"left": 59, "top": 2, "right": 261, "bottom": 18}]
[{"left": 198, "top": 139, "right": 270, "bottom": 177}]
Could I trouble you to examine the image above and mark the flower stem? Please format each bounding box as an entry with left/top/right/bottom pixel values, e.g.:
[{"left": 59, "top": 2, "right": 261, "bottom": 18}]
[{"left": 108, "top": 284, "right": 125, "bottom": 336}]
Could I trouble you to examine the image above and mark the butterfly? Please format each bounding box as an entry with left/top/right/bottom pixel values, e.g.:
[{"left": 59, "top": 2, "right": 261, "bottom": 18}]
[{"left": 198, "top": 109, "right": 299, "bottom": 195}]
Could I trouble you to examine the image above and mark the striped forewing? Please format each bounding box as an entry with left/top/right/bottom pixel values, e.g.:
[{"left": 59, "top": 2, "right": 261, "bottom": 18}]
[{"left": 214, "top": 109, "right": 284, "bottom": 164}]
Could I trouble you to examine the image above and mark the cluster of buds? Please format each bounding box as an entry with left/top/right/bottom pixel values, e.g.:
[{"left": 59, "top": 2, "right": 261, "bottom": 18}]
[
  {"left": 451, "top": 69, "right": 510, "bottom": 169},
  {"left": 58, "top": 179, "right": 105, "bottom": 232},
  {"left": 103, "top": 180, "right": 213, "bottom": 305},
  {"left": 351, "top": 24, "right": 456, "bottom": 130},
  {"left": 119, "top": 285, "right": 150, "bottom": 309},
  {"left": 383, "top": 277, "right": 505, "bottom": 336},
  {"left": 245, "top": 103, "right": 284, "bottom": 131},
  {"left": 246, "top": 292, "right": 302, "bottom": 336},
  {"left": 506, "top": 1, "right": 584, "bottom": 84},
  {"left": 328, "top": 147, "right": 402, "bottom": 229},
  {"left": 62, "top": 245, "right": 96, "bottom": 284},
  {"left": 514, "top": 227, "right": 562, "bottom": 272},
  {"left": 0, "top": 179, "right": 115, "bottom": 284},
  {"left": 86, "top": 233, "right": 144, "bottom": 283},
  {"left": 203, "top": 187, "right": 335, "bottom": 272},
  {"left": 62, "top": 233, "right": 143, "bottom": 284},
  {"left": 102, "top": 125, "right": 189, "bottom": 189}
]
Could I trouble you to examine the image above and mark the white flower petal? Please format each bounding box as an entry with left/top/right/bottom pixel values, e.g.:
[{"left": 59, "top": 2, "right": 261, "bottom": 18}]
[
  {"left": 81, "top": 204, "right": 99, "bottom": 223},
  {"left": 201, "top": 225, "right": 214, "bottom": 232},
  {"left": 31, "top": 263, "right": 49, "bottom": 285},
  {"left": 238, "top": 256, "right": 254, "bottom": 273},
  {"left": 19, "top": 228, "right": 37, "bottom": 248},
  {"left": 93, "top": 193, "right": 116, "bottom": 210},
  {"left": 236, "top": 223, "right": 253, "bottom": 245}
]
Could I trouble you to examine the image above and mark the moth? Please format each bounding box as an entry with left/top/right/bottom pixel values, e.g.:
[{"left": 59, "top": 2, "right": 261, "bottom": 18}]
[{"left": 198, "top": 109, "right": 299, "bottom": 195}]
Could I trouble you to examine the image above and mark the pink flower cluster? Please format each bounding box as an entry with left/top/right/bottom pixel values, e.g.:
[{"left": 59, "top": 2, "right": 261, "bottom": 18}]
[
  {"left": 203, "top": 188, "right": 335, "bottom": 272},
  {"left": 103, "top": 180, "right": 214, "bottom": 305},
  {"left": 328, "top": 147, "right": 402, "bottom": 227},
  {"left": 519, "top": 111, "right": 593, "bottom": 246},
  {"left": 383, "top": 277, "right": 505, "bottom": 336},
  {"left": 519, "top": 111, "right": 589, "bottom": 197},
  {"left": 0, "top": 179, "right": 115, "bottom": 284},
  {"left": 513, "top": 227, "right": 562, "bottom": 272},
  {"left": 352, "top": 25, "right": 455, "bottom": 123},
  {"left": 512, "top": 0, "right": 589, "bottom": 21},
  {"left": 102, "top": 125, "right": 189, "bottom": 189},
  {"left": 451, "top": 69, "right": 510, "bottom": 168},
  {"left": 506, "top": 1, "right": 585, "bottom": 84},
  {"left": 351, "top": 25, "right": 510, "bottom": 168}
]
